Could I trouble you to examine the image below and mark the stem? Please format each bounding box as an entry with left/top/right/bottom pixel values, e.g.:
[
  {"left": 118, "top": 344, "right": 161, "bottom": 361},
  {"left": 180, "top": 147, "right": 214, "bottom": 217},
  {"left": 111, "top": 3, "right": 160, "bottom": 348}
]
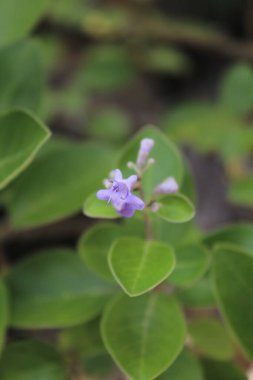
[{"left": 139, "top": 185, "right": 153, "bottom": 241}]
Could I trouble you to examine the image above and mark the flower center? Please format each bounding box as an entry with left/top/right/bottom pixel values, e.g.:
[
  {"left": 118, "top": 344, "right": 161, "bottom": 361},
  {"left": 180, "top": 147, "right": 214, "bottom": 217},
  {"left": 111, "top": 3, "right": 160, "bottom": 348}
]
[{"left": 112, "top": 181, "right": 129, "bottom": 200}]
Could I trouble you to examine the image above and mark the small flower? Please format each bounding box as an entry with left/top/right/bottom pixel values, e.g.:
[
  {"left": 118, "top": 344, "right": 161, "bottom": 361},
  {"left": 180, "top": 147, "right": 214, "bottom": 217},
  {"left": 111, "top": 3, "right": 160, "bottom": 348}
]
[
  {"left": 154, "top": 177, "right": 179, "bottom": 195},
  {"left": 127, "top": 138, "right": 155, "bottom": 175},
  {"left": 137, "top": 138, "right": 154, "bottom": 170},
  {"left": 96, "top": 169, "right": 145, "bottom": 217}
]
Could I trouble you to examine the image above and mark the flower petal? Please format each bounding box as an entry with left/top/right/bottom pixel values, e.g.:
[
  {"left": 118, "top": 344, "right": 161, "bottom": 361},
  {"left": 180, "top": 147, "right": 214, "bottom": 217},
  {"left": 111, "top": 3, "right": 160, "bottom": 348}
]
[
  {"left": 114, "top": 169, "right": 123, "bottom": 181},
  {"left": 96, "top": 189, "right": 110, "bottom": 201},
  {"left": 127, "top": 194, "right": 145, "bottom": 210},
  {"left": 118, "top": 204, "right": 135, "bottom": 218},
  {"left": 125, "top": 175, "right": 138, "bottom": 190}
]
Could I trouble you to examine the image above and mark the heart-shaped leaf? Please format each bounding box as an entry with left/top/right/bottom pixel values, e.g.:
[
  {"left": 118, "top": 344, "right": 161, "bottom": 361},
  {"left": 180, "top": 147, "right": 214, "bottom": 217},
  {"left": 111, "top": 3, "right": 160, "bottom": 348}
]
[
  {"left": 213, "top": 244, "right": 253, "bottom": 361},
  {"left": 156, "top": 194, "right": 195, "bottom": 223},
  {"left": 0, "top": 40, "right": 44, "bottom": 113},
  {"left": 83, "top": 193, "right": 119, "bottom": 219},
  {"left": 0, "top": 340, "right": 67, "bottom": 380},
  {"left": 6, "top": 248, "right": 115, "bottom": 328},
  {"left": 109, "top": 237, "right": 175, "bottom": 296},
  {"left": 0, "top": 281, "right": 8, "bottom": 355},
  {"left": 0, "top": 109, "right": 50, "bottom": 190},
  {"left": 118, "top": 126, "right": 184, "bottom": 200},
  {"left": 156, "top": 349, "right": 204, "bottom": 380},
  {"left": 101, "top": 293, "right": 186, "bottom": 380},
  {"left": 0, "top": 0, "right": 49, "bottom": 48},
  {"left": 78, "top": 222, "right": 145, "bottom": 282},
  {"left": 169, "top": 244, "right": 210, "bottom": 287},
  {"left": 6, "top": 139, "right": 114, "bottom": 229},
  {"left": 188, "top": 318, "right": 235, "bottom": 361}
]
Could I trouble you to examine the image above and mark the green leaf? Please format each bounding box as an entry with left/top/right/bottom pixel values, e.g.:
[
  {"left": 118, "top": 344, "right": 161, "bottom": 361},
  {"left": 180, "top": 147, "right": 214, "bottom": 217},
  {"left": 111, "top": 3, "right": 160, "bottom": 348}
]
[
  {"left": 0, "top": 109, "right": 50, "bottom": 190},
  {"left": 6, "top": 248, "right": 115, "bottom": 328},
  {"left": 161, "top": 103, "right": 249, "bottom": 161},
  {"left": 169, "top": 244, "right": 210, "bottom": 287},
  {"left": 6, "top": 140, "right": 114, "bottom": 229},
  {"left": 156, "top": 193, "right": 195, "bottom": 223},
  {"left": 220, "top": 63, "right": 253, "bottom": 116},
  {"left": 0, "top": 0, "right": 49, "bottom": 48},
  {"left": 82, "top": 354, "right": 116, "bottom": 377},
  {"left": 229, "top": 176, "right": 253, "bottom": 207},
  {"left": 109, "top": 237, "right": 175, "bottom": 296},
  {"left": 178, "top": 274, "right": 216, "bottom": 308},
  {"left": 0, "top": 281, "right": 8, "bottom": 354},
  {"left": 83, "top": 193, "right": 119, "bottom": 219},
  {"left": 58, "top": 318, "right": 105, "bottom": 358},
  {"left": 201, "top": 358, "right": 247, "bottom": 380},
  {"left": 81, "top": 45, "right": 136, "bottom": 92},
  {"left": 156, "top": 349, "right": 204, "bottom": 380},
  {"left": 101, "top": 293, "right": 186, "bottom": 380},
  {"left": 78, "top": 223, "right": 120, "bottom": 282},
  {"left": 118, "top": 126, "right": 184, "bottom": 200},
  {"left": 152, "top": 218, "right": 201, "bottom": 247},
  {"left": 188, "top": 318, "right": 235, "bottom": 361},
  {"left": 213, "top": 244, "right": 253, "bottom": 361},
  {"left": 0, "top": 340, "right": 67, "bottom": 380},
  {"left": 78, "top": 222, "right": 145, "bottom": 282},
  {"left": 0, "top": 40, "right": 45, "bottom": 113},
  {"left": 79, "top": 225, "right": 121, "bottom": 283},
  {"left": 204, "top": 223, "right": 253, "bottom": 255},
  {"left": 139, "top": 46, "right": 192, "bottom": 74},
  {"left": 88, "top": 107, "right": 131, "bottom": 144}
]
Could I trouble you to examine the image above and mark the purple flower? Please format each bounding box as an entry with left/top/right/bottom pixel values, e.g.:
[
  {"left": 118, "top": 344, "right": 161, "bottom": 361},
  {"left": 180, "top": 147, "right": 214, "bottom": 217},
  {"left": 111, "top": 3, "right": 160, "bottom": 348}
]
[
  {"left": 96, "top": 169, "right": 145, "bottom": 218},
  {"left": 154, "top": 177, "right": 179, "bottom": 195},
  {"left": 136, "top": 138, "right": 154, "bottom": 169}
]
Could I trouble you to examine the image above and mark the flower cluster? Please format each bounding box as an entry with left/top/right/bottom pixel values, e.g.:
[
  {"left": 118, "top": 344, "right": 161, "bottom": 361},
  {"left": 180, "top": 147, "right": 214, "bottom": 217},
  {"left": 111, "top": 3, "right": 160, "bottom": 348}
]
[
  {"left": 97, "top": 137, "right": 179, "bottom": 217},
  {"left": 97, "top": 169, "right": 144, "bottom": 217}
]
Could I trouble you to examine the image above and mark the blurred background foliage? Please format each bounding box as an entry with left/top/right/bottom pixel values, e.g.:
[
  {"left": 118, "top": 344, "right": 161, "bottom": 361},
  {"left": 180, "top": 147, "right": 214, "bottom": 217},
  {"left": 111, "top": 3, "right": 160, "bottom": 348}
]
[{"left": 1, "top": 0, "right": 253, "bottom": 379}]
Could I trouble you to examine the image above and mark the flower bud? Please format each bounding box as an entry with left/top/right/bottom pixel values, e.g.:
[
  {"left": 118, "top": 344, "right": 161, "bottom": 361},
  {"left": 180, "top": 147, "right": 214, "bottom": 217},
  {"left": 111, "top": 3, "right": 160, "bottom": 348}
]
[
  {"left": 150, "top": 202, "right": 160, "bottom": 212},
  {"left": 136, "top": 138, "right": 154, "bottom": 170},
  {"left": 154, "top": 177, "right": 179, "bottom": 195}
]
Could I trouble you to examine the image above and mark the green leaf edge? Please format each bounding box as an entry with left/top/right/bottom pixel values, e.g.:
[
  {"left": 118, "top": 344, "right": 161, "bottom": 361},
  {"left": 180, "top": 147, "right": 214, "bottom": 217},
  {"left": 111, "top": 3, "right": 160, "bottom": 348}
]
[
  {"left": 169, "top": 243, "right": 211, "bottom": 288},
  {"left": 100, "top": 293, "right": 187, "bottom": 380},
  {"left": 108, "top": 237, "right": 176, "bottom": 297},
  {"left": 83, "top": 193, "right": 120, "bottom": 219},
  {"left": 157, "top": 193, "right": 196, "bottom": 224},
  {"left": 0, "top": 108, "right": 51, "bottom": 190},
  {"left": 212, "top": 242, "right": 253, "bottom": 361}
]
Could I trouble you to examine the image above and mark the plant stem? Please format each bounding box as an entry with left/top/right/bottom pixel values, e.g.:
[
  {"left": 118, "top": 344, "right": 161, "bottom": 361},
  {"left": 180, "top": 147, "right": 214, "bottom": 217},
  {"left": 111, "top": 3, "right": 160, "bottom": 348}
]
[{"left": 139, "top": 186, "right": 153, "bottom": 241}]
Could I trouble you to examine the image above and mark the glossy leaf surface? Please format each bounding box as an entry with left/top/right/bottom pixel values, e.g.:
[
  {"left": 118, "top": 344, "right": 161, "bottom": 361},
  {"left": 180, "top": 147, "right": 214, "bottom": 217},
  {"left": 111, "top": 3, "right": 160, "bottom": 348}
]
[
  {"left": 156, "top": 194, "right": 195, "bottom": 224},
  {"left": 7, "top": 249, "right": 114, "bottom": 328},
  {"left": 0, "top": 109, "right": 50, "bottom": 190},
  {"left": 213, "top": 245, "right": 253, "bottom": 360},
  {"left": 101, "top": 293, "right": 186, "bottom": 380},
  {"left": 109, "top": 237, "right": 175, "bottom": 296},
  {"left": 188, "top": 317, "right": 235, "bottom": 361},
  {"left": 157, "top": 349, "right": 203, "bottom": 380},
  {"left": 7, "top": 140, "right": 114, "bottom": 228}
]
